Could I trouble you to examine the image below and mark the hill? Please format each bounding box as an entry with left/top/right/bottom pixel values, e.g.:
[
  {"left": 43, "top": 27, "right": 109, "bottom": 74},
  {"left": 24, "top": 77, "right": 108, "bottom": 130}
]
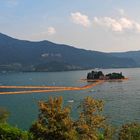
[
  {"left": 110, "top": 51, "right": 140, "bottom": 66},
  {"left": 0, "top": 33, "right": 137, "bottom": 72}
]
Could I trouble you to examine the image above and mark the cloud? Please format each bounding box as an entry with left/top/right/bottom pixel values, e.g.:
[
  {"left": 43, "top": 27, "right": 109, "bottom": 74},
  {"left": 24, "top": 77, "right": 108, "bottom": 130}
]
[
  {"left": 117, "top": 9, "right": 125, "bottom": 16},
  {"left": 94, "top": 16, "right": 140, "bottom": 33},
  {"left": 32, "top": 27, "right": 56, "bottom": 39},
  {"left": 71, "top": 12, "right": 91, "bottom": 27},
  {"left": 47, "top": 27, "right": 56, "bottom": 35}
]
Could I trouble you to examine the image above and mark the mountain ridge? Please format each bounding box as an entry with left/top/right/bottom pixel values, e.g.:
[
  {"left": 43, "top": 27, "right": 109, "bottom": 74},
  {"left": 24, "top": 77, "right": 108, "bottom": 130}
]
[
  {"left": 110, "top": 51, "right": 140, "bottom": 66},
  {"left": 0, "top": 33, "right": 138, "bottom": 72}
]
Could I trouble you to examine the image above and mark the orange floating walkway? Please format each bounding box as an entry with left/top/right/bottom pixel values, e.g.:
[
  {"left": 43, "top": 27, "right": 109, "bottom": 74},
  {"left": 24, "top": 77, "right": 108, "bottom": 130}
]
[{"left": 0, "top": 80, "right": 104, "bottom": 95}]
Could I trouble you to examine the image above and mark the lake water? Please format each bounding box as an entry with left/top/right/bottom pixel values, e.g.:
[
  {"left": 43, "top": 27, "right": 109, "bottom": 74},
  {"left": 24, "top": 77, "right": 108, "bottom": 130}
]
[{"left": 0, "top": 68, "right": 140, "bottom": 130}]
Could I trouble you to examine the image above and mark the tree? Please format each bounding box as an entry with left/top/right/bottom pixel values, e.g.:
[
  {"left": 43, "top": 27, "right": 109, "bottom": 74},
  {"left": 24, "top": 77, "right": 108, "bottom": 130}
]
[
  {"left": 30, "top": 97, "right": 78, "bottom": 140},
  {"left": 0, "top": 97, "right": 117, "bottom": 140},
  {"left": 75, "top": 97, "right": 106, "bottom": 140},
  {"left": 119, "top": 122, "right": 140, "bottom": 140},
  {"left": 30, "top": 96, "right": 115, "bottom": 140},
  {"left": 0, "top": 123, "right": 31, "bottom": 140},
  {"left": 0, "top": 107, "right": 32, "bottom": 140}
]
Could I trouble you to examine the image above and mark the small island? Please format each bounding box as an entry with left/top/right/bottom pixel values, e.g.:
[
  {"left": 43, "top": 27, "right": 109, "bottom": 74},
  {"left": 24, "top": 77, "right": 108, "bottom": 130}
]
[{"left": 87, "top": 71, "right": 125, "bottom": 80}]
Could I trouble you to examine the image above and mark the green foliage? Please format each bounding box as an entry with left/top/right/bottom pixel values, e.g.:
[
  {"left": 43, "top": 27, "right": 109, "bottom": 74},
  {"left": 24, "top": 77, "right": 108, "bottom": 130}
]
[
  {"left": 30, "top": 97, "right": 78, "bottom": 140},
  {"left": 106, "top": 73, "right": 124, "bottom": 79},
  {"left": 0, "top": 107, "right": 32, "bottom": 140},
  {"left": 30, "top": 96, "right": 114, "bottom": 140},
  {"left": 87, "top": 71, "right": 104, "bottom": 80},
  {"left": 0, "top": 107, "right": 9, "bottom": 123},
  {"left": 103, "top": 125, "right": 116, "bottom": 140},
  {"left": 87, "top": 71, "right": 125, "bottom": 80},
  {"left": 0, "top": 123, "right": 32, "bottom": 140},
  {"left": 75, "top": 97, "right": 105, "bottom": 140},
  {"left": 119, "top": 122, "right": 140, "bottom": 140},
  {"left": 1, "top": 96, "right": 140, "bottom": 140}
]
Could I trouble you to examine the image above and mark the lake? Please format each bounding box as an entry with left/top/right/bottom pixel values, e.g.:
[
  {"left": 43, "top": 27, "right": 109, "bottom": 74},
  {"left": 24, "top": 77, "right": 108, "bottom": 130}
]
[{"left": 0, "top": 68, "right": 140, "bottom": 130}]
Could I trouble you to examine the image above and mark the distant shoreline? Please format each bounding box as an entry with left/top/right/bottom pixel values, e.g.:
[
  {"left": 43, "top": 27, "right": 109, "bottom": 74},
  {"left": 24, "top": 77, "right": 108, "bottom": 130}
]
[{"left": 0, "top": 67, "right": 140, "bottom": 73}]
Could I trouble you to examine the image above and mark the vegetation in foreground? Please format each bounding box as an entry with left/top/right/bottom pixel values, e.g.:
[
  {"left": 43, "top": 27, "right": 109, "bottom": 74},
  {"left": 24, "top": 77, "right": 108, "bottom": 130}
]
[{"left": 0, "top": 97, "right": 140, "bottom": 140}]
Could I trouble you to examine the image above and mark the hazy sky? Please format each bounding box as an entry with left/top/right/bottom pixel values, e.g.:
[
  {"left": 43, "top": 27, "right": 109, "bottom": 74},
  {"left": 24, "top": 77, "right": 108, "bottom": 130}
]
[{"left": 0, "top": 0, "right": 140, "bottom": 52}]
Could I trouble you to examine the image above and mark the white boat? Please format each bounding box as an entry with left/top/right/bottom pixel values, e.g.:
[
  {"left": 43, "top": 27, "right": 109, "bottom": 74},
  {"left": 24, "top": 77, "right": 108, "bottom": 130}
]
[{"left": 67, "top": 100, "right": 74, "bottom": 103}]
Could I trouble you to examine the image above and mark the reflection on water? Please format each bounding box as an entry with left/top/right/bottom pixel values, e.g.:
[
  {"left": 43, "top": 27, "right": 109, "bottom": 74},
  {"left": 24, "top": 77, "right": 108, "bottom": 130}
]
[{"left": 0, "top": 68, "right": 140, "bottom": 130}]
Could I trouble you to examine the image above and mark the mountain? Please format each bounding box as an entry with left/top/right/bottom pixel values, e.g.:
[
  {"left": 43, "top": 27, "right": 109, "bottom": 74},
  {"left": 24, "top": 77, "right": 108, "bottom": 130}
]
[
  {"left": 110, "top": 51, "right": 140, "bottom": 66},
  {"left": 0, "top": 33, "right": 137, "bottom": 72}
]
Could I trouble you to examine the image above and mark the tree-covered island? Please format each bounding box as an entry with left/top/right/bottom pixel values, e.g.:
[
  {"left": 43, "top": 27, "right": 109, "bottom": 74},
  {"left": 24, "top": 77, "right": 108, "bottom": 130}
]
[{"left": 87, "top": 71, "right": 125, "bottom": 80}]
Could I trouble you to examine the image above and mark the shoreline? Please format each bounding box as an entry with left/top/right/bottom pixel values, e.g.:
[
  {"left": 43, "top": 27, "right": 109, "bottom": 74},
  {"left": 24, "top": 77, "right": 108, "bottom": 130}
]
[{"left": 81, "top": 78, "right": 128, "bottom": 82}]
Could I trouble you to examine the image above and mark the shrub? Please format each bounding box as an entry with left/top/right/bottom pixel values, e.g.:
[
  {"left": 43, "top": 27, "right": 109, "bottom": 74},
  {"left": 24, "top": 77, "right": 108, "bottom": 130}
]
[
  {"left": 75, "top": 97, "right": 105, "bottom": 140},
  {"left": 30, "top": 97, "right": 78, "bottom": 140},
  {"left": 30, "top": 96, "right": 114, "bottom": 140},
  {"left": 119, "top": 122, "right": 140, "bottom": 140},
  {"left": 0, "top": 107, "right": 9, "bottom": 123},
  {"left": 0, "top": 123, "right": 32, "bottom": 140}
]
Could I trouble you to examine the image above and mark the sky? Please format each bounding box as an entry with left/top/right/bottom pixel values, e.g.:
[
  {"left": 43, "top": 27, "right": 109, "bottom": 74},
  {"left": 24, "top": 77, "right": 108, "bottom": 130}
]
[{"left": 0, "top": 0, "right": 140, "bottom": 52}]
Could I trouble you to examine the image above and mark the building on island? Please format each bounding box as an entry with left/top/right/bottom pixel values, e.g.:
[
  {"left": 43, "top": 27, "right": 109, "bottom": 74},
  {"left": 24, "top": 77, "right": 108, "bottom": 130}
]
[{"left": 87, "top": 71, "right": 125, "bottom": 80}]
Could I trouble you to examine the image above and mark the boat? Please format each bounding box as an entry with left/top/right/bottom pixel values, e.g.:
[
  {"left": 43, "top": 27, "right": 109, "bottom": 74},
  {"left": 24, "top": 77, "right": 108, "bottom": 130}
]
[{"left": 67, "top": 100, "right": 74, "bottom": 103}]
